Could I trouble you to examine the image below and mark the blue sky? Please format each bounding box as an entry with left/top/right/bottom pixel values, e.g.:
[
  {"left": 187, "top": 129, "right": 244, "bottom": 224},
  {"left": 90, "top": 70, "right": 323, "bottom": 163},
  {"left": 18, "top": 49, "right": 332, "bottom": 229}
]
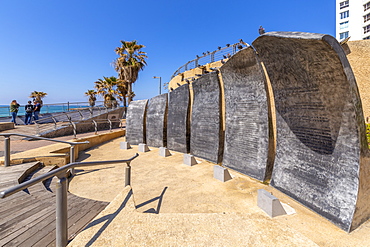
[{"left": 0, "top": 0, "right": 335, "bottom": 105}]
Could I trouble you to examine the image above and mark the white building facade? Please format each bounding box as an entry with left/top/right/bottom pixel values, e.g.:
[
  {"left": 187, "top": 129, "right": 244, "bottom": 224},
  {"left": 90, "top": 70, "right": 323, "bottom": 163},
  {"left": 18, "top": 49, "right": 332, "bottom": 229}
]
[{"left": 336, "top": 0, "right": 370, "bottom": 41}]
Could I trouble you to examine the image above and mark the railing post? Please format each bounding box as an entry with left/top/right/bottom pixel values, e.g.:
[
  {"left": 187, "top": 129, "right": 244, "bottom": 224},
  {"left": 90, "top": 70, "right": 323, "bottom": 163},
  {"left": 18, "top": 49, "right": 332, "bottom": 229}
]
[
  {"left": 56, "top": 176, "right": 68, "bottom": 247},
  {"left": 211, "top": 51, "right": 215, "bottom": 63},
  {"left": 4, "top": 135, "right": 11, "bottom": 167},
  {"left": 78, "top": 110, "right": 83, "bottom": 120},
  {"left": 108, "top": 119, "right": 112, "bottom": 132},
  {"left": 67, "top": 116, "right": 76, "bottom": 138},
  {"left": 125, "top": 162, "right": 131, "bottom": 186},
  {"left": 52, "top": 117, "right": 57, "bottom": 130},
  {"left": 93, "top": 120, "right": 98, "bottom": 134},
  {"left": 36, "top": 122, "right": 40, "bottom": 136},
  {"left": 70, "top": 145, "right": 75, "bottom": 176},
  {"left": 72, "top": 123, "right": 76, "bottom": 138}
]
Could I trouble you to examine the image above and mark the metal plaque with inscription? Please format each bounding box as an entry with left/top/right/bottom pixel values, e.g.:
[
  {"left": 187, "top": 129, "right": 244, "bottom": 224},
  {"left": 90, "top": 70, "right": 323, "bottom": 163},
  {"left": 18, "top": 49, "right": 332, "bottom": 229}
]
[
  {"left": 167, "top": 84, "right": 190, "bottom": 153},
  {"left": 146, "top": 93, "right": 168, "bottom": 148},
  {"left": 220, "top": 47, "right": 273, "bottom": 181},
  {"left": 190, "top": 73, "right": 223, "bottom": 163},
  {"left": 253, "top": 32, "right": 370, "bottom": 232},
  {"left": 125, "top": 99, "right": 148, "bottom": 145}
]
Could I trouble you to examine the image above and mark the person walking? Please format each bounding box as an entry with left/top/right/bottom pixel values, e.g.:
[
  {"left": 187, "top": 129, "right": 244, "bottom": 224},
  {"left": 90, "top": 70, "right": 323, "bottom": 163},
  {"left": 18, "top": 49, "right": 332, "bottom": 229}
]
[
  {"left": 9, "top": 100, "right": 20, "bottom": 125},
  {"left": 33, "top": 100, "right": 42, "bottom": 121},
  {"left": 24, "top": 100, "right": 34, "bottom": 125}
]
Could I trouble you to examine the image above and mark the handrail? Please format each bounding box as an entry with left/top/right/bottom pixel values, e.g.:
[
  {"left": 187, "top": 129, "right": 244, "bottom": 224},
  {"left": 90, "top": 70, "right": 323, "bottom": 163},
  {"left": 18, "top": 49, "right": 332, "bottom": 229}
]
[
  {"left": 33, "top": 106, "right": 114, "bottom": 125},
  {"left": 0, "top": 101, "right": 107, "bottom": 118},
  {"left": 35, "top": 118, "right": 123, "bottom": 138},
  {"left": 170, "top": 41, "right": 250, "bottom": 79},
  {"left": 0, "top": 133, "right": 89, "bottom": 145},
  {"left": 0, "top": 153, "right": 139, "bottom": 247},
  {"left": 33, "top": 106, "right": 123, "bottom": 136},
  {"left": 0, "top": 133, "right": 89, "bottom": 167},
  {"left": 0, "top": 153, "right": 139, "bottom": 199}
]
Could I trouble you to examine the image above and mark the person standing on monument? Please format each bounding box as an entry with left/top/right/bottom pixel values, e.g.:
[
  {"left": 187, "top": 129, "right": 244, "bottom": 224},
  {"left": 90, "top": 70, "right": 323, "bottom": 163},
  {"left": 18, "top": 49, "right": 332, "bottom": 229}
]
[{"left": 259, "top": 26, "right": 266, "bottom": 35}]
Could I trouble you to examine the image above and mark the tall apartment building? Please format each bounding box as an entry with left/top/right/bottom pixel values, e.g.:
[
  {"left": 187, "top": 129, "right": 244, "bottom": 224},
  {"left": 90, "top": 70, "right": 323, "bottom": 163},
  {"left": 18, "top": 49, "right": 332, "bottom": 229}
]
[{"left": 336, "top": 0, "right": 370, "bottom": 41}]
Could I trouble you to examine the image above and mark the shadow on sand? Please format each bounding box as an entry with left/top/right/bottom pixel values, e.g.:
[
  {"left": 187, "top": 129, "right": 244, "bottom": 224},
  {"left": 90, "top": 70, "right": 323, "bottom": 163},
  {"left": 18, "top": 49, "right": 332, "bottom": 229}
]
[
  {"left": 80, "top": 189, "right": 133, "bottom": 247},
  {"left": 135, "top": 187, "right": 168, "bottom": 214}
]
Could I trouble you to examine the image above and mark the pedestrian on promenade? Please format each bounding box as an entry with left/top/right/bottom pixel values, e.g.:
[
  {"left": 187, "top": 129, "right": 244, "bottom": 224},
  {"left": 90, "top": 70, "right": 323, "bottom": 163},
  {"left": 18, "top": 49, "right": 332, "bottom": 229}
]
[
  {"left": 10, "top": 100, "right": 20, "bottom": 125},
  {"left": 24, "top": 100, "right": 34, "bottom": 125},
  {"left": 33, "top": 100, "right": 42, "bottom": 121}
]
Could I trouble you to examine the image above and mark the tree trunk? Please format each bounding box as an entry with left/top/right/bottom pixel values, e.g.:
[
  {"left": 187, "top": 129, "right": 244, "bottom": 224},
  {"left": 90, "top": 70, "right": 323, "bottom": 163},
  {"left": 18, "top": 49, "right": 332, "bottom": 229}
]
[
  {"left": 128, "top": 83, "right": 133, "bottom": 105},
  {"left": 122, "top": 95, "right": 127, "bottom": 113}
]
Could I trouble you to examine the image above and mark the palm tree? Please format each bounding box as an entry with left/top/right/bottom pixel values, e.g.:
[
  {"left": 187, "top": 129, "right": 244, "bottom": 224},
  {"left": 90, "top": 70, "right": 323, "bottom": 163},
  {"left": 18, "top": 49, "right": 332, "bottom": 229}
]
[
  {"left": 29, "top": 91, "right": 47, "bottom": 105},
  {"left": 84, "top": 89, "right": 97, "bottom": 107},
  {"left": 113, "top": 40, "right": 147, "bottom": 104},
  {"left": 94, "top": 76, "right": 119, "bottom": 108}
]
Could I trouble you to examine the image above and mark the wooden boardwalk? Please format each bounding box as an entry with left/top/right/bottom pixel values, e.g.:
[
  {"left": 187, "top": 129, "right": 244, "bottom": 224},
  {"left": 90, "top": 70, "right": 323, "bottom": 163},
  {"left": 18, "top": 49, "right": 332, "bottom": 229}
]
[{"left": 0, "top": 162, "right": 108, "bottom": 246}]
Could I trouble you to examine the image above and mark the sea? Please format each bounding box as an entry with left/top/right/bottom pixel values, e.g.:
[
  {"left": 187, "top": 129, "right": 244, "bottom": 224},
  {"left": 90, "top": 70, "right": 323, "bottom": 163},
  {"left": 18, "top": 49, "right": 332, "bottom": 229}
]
[{"left": 0, "top": 103, "right": 92, "bottom": 118}]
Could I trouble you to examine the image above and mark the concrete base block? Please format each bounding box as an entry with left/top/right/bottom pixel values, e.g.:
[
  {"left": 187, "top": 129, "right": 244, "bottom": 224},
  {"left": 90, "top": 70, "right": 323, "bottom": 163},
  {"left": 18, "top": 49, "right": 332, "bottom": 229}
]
[
  {"left": 138, "top": 143, "right": 150, "bottom": 152},
  {"left": 120, "top": 142, "right": 131, "bottom": 150},
  {"left": 0, "top": 122, "right": 14, "bottom": 131},
  {"left": 257, "top": 189, "right": 287, "bottom": 218},
  {"left": 159, "top": 147, "right": 171, "bottom": 157},
  {"left": 183, "top": 154, "right": 197, "bottom": 166},
  {"left": 213, "top": 165, "right": 232, "bottom": 182}
]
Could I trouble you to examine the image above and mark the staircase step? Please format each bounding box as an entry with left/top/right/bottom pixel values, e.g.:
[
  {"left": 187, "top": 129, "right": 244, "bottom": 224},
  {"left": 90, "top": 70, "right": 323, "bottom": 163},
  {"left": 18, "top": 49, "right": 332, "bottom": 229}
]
[
  {"left": 0, "top": 162, "right": 44, "bottom": 192},
  {"left": 17, "top": 161, "right": 44, "bottom": 184},
  {"left": 26, "top": 165, "right": 59, "bottom": 195}
]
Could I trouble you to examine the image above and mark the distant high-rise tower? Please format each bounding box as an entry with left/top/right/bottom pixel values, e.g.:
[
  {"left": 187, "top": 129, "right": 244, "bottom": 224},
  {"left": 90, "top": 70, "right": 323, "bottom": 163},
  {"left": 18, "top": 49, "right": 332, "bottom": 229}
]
[{"left": 336, "top": 0, "right": 370, "bottom": 41}]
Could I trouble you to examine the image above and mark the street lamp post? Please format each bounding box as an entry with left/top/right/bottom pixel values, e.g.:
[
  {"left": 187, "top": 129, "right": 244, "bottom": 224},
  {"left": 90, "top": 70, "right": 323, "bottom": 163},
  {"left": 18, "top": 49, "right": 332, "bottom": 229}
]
[{"left": 153, "top": 76, "right": 162, "bottom": 95}]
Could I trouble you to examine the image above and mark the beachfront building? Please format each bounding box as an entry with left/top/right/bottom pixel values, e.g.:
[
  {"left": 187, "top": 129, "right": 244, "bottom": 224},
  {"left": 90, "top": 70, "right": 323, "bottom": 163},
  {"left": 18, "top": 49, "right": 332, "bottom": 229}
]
[{"left": 336, "top": 0, "right": 370, "bottom": 41}]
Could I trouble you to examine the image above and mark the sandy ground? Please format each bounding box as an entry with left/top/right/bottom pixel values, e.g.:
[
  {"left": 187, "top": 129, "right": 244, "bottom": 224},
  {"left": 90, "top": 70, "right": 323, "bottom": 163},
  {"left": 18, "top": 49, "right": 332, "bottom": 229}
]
[{"left": 68, "top": 137, "right": 370, "bottom": 247}]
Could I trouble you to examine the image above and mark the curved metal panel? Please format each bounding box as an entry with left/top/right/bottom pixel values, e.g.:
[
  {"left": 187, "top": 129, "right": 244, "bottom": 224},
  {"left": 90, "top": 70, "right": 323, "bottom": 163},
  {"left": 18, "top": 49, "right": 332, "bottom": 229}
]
[
  {"left": 220, "top": 47, "right": 272, "bottom": 181},
  {"left": 126, "top": 99, "right": 148, "bottom": 145},
  {"left": 253, "top": 32, "right": 370, "bottom": 232},
  {"left": 167, "top": 84, "right": 190, "bottom": 153},
  {"left": 146, "top": 94, "right": 168, "bottom": 148},
  {"left": 190, "top": 73, "right": 223, "bottom": 163}
]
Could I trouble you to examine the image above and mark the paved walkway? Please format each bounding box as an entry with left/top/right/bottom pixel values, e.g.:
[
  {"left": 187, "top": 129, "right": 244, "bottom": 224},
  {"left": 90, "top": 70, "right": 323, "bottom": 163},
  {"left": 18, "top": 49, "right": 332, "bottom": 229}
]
[
  {"left": 67, "top": 138, "right": 370, "bottom": 247},
  {"left": 0, "top": 124, "right": 118, "bottom": 157}
]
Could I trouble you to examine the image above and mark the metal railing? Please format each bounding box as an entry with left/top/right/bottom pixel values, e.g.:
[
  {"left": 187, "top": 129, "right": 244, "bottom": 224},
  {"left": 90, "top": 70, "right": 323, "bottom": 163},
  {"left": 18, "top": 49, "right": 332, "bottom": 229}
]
[
  {"left": 34, "top": 107, "right": 124, "bottom": 137},
  {"left": 0, "top": 101, "right": 111, "bottom": 118},
  {"left": 33, "top": 105, "right": 120, "bottom": 123},
  {"left": 170, "top": 41, "right": 250, "bottom": 79},
  {"left": 44, "top": 118, "right": 123, "bottom": 138},
  {"left": 0, "top": 153, "right": 139, "bottom": 247},
  {"left": 0, "top": 133, "right": 89, "bottom": 168}
]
